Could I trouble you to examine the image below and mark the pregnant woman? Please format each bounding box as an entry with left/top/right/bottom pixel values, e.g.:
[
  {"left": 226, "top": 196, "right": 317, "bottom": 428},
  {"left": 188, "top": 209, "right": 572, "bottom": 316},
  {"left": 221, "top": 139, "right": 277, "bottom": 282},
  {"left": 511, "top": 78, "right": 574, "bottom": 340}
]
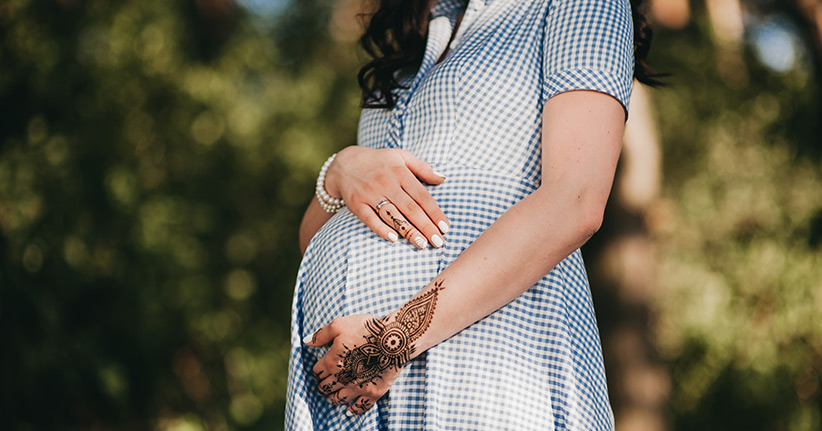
[{"left": 287, "top": 0, "right": 660, "bottom": 429}]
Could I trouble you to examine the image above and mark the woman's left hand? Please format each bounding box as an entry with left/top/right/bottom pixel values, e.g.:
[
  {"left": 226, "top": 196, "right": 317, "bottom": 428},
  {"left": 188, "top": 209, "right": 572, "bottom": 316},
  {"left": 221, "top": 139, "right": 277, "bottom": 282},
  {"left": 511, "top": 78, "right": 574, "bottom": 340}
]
[{"left": 305, "top": 315, "right": 404, "bottom": 415}]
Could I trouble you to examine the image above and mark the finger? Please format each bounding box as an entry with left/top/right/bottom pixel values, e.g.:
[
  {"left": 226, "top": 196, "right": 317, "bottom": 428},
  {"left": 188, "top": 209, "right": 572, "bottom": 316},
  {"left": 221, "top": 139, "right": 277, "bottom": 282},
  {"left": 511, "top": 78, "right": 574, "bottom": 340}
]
[
  {"left": 399, "top": 150, "right": 446, "bottom": 185},
  {"left": 377, "top": 202, "right": 428, "bottom": 249},
  {"left": 311, "top": 359, "right": 331, "bottom": 383},
  {"left": 311, "top": 368, "right": 326, "bottom": 381},
  {"left": 312, "top": 347, "right": 343, "bottom": 384},
  {"left": 318, "top": 375, "right": 342, "bottom": 396},
  {"left": 349, "top": 202, "right": 400, "bottom": 243},
  {"left": 303, "top": 321, "right": 338, "bottom": 347},
  {"left": 329, "top": 387, "right": 354, "bottom": 406},
  {"left": 347, "top": 396, "right": 377, "bottom": 416},
  {"left": 400, "top": 176, "right": 449, "bottom": 235},
  {"left": 384, "top": 193, "right": 445, "bottom": 249}
]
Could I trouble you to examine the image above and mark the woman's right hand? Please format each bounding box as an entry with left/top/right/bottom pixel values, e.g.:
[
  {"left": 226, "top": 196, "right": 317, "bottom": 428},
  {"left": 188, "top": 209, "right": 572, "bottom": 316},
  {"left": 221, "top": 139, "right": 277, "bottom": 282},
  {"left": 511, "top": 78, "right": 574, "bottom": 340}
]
[{"left": 324, "top": 146, "right": 449, "bottom": 249}]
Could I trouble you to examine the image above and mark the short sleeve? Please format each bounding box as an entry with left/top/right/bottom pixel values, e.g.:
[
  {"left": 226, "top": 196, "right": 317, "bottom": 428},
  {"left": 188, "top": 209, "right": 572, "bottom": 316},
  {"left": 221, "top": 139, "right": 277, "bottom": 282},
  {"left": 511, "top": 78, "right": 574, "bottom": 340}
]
[{"left": 542, "top": 0, "right": 635, "bottom": 116}]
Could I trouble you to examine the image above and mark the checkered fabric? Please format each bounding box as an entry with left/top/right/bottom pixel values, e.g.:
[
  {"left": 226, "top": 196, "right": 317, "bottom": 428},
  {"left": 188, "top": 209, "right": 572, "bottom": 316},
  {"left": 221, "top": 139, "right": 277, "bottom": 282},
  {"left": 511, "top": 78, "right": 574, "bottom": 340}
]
[{"left": 286, "top": 0, "right": 634, "bottom": 429}]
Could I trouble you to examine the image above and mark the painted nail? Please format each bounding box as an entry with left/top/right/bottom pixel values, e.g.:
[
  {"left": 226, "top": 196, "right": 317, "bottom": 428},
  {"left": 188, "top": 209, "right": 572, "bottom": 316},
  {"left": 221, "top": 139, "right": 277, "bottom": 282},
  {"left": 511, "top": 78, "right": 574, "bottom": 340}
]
[
  {"left": 431, "top": 234, "right": 444, "bottom": 248},
  {"left": 345, "top": 409, "right": 354, "bottom": 418},
  {"left": 387, "top": 231, "right": 399, "bottom": 243},
  {"left": 414, "top": 236, "right": 426, "bottom": 249},
  {"left": 437, "top": 220, "right": 450, "bottom": 234},
  {"left": 432, "top": 169, "right": 446, "bottom": 179},
  {"left": 303, "top": 334, "right": 312, "bottom": 345}
]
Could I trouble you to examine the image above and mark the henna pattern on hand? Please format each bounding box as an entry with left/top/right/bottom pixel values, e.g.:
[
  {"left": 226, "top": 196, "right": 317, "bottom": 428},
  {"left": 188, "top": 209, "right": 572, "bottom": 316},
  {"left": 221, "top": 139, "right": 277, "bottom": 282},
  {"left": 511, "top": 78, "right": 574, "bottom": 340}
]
[
  {"left": 319, "top": 381, "right": 336, "bottom": 395},
  {"left": 353, "top": 397, "right": 372, "bottom": 413},
  {"left": 384, "top": 208, "right": 414, "bottom": 240},
  {"left": 335, "top": 279, "right": 446, "bottom": 386},
  {"left": 330, "top": 392, "right": 348, "bottom": 405}
]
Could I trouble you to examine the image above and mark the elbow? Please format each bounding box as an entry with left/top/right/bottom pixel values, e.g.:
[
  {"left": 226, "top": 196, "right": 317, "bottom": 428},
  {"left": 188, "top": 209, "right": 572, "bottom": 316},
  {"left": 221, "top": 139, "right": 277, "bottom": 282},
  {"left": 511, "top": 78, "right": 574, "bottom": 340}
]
[
  {"left": 533, "top": 184, "right": 609, "bottom": 245},
  {"left": 583, "top": 211, "right": 603, "bottom": 241},
  {"left": 579, "top": 209, "right": 604, "bottom": 241},
  {"left": 574, "top": 199, "right": 606, "bottom": 244},
  {"left": 569, "top": 185, "right": 610, "bottom": 243}
]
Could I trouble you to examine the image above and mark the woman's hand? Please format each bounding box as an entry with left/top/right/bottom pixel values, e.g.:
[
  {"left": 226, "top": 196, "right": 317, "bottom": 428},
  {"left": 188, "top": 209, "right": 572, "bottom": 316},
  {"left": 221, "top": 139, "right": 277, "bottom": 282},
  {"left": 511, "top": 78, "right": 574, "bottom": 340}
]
[
  {"left": 324, "top": 146, "right": 449, "bottom": 249},
  {"left": 305, "top": 315, "right": 404, "bottom": 415}
]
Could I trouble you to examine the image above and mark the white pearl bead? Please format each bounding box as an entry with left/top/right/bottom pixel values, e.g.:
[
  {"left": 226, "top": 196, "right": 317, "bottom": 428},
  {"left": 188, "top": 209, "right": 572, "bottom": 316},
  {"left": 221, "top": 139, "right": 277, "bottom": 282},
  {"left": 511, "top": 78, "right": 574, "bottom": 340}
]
[{"left": 315, "top": 153, "right": 346, "bottom": 214}]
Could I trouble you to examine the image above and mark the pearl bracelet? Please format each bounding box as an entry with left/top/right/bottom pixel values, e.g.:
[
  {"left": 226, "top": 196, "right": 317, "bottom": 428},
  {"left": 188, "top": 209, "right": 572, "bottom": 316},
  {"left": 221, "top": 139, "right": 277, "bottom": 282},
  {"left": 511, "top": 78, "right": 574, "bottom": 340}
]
[{"left": 315, "top": 153, "right": 345, "bottom": 214}]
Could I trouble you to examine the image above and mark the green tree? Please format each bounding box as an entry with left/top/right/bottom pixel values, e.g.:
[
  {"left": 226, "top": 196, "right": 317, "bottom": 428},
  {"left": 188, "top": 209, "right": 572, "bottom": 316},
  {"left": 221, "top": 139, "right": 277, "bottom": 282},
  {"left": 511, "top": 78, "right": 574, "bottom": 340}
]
[{"left": 0, "top": 0, "right": 359, "bottom": 429}]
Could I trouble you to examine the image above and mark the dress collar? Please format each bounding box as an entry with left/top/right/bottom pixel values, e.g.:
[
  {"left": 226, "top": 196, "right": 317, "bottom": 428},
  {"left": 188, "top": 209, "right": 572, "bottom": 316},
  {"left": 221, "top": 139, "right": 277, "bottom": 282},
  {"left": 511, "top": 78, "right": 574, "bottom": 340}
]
[{"left": 430, "top": 0, "right": 468, "bottom": 25}]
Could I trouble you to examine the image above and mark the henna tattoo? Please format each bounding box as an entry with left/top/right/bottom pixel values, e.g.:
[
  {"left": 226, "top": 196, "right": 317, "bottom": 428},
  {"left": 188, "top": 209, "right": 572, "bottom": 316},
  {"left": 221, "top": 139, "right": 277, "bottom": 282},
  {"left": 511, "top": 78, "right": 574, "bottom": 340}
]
[
  {"left": 353, "top": 397, "right": 372, "bottom": 413},
  {"left": 319, "top": 381, "right": 336, "bottom": 395},
  {"left": 384, "top": 208, "right": 413, "bottom": 239},
  {"left": 335, "top": 280, "right": 446, "bottom": 386},
  {"left": 330, "top": 392, "right": 348, "bottom": 405},
  {"left": 312, "top": 370, "right": 324, "bottom": 380}
]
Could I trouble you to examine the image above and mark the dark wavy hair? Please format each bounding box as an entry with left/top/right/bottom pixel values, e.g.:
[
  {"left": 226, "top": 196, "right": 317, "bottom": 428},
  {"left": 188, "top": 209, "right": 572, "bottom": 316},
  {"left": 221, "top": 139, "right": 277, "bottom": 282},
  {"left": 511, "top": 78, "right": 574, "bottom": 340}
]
[{"left": 357, "top": 0, "right": 663, "bottom": 109}]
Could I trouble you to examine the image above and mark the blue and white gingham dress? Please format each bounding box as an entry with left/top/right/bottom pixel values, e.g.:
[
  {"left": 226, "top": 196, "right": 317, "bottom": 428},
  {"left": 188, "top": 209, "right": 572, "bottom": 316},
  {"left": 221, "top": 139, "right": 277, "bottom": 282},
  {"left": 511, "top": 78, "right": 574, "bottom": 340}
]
[{"left": 286, "top": 0, "right": 633, "bottom": 429}]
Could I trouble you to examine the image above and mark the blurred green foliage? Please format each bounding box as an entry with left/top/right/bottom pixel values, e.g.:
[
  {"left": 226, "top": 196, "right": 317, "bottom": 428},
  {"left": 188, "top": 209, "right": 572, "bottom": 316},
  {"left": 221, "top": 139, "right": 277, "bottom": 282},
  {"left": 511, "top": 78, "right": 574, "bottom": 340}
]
[
  {"left": 0, "top": 0, "right": 820, "bottom": 430},
  {"left": 0, "top": 0, "right": 360, "bottom": 429},
  {"left": 649, "top": 9, "right": 822, "bottom": 430}
]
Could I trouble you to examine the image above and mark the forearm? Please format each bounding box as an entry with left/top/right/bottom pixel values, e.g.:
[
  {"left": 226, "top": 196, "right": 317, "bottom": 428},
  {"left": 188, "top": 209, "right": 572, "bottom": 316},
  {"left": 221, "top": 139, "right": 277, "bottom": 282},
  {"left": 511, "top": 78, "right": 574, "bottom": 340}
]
[
  {"left": 299, "top": 198, "right": 333, "bottom": 255},
  {"left": 385, "top": 182, "right": 604, "bottom": 358}
]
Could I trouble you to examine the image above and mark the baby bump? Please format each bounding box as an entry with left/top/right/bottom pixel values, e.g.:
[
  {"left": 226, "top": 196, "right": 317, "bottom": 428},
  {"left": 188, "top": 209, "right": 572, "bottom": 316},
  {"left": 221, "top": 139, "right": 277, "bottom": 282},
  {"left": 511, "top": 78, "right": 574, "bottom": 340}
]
[
  {"left": 297, "top": 209, "right": 441, "bottom": 339},
  {"left": 298, "top": 166, "right": 540, "bottom": 334}
]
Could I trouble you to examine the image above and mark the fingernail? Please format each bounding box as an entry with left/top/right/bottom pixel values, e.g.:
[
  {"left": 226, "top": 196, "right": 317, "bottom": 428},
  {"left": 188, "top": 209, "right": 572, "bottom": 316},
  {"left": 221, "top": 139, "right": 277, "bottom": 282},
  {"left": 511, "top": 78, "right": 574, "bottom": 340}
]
[
  {"left": 431, "top": 234, "right": 444, "bottom": 248},
  {"left": 303, "top": 334, "right": 312, "bottom": 344},
  {"left": 414, "top": 236, "right": 426, "bottom": 249},
  {"left": 345, "top": 409, "right": 354, "bottom": 418},
  {"left": 432, "top": 169, "right": 446, "bottom": 179},
  {"left": 437, "top": 220, "right": 450, "bottom": 234},
  {"left": 387, "top": 231, "right": 399, "bottom": 243}
]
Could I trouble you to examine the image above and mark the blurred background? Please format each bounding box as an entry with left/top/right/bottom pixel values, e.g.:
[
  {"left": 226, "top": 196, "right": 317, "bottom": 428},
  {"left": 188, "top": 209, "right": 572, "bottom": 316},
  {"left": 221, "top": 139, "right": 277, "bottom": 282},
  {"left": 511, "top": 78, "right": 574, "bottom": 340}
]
[{"left": 0, "top": 0, "right": 820, "bottom": 430}]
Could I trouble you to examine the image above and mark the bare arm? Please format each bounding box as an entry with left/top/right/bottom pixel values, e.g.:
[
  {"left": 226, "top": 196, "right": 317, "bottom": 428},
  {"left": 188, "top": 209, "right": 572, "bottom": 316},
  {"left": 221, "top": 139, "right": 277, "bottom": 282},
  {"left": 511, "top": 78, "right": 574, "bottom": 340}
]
[
  {"left": 299, "top": 198, "right": 333, "bottom": 255},
  {"left": 308, "top": 90, "right": 625, "bottom": 413}
]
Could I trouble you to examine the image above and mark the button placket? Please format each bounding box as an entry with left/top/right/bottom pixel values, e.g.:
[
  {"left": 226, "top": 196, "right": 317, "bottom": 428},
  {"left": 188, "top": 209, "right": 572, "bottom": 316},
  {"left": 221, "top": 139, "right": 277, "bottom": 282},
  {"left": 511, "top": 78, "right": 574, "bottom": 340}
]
[
  {"left": 449, "top": 0, "right": 484, "bottom": 51},
  {"left": 385, "top": 16, "right": 454, "bottom": 149}
]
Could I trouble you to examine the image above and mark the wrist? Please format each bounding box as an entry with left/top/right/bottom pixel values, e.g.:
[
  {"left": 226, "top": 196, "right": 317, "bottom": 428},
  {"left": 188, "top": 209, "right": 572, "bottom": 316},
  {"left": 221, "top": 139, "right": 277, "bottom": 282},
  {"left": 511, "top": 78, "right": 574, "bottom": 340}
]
[
  {"left": 383, "top": 278, "right": 447, "bottom": 362},
  {"left": 323, "top": 157, "right": 343, "bottom": 200},
  {"left": 326, "top": 145, "right": 360, "bottom": 199},
  {"left": 333, "top": 280, "right": 446, "bottom": 387}
]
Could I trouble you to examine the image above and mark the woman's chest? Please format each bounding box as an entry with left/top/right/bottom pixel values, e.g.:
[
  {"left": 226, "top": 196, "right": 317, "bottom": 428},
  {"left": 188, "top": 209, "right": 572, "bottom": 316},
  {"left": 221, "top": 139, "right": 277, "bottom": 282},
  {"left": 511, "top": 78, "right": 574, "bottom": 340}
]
[{"left": 357, "top": 0, "right": 548, "bottom": 176}]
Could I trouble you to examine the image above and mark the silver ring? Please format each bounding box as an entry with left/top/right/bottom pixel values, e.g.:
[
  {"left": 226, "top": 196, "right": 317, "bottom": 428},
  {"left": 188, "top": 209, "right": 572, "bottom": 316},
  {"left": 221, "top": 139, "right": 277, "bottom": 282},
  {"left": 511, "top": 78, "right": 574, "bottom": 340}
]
[{"left": 375, "top": 199, "right": 390, "bottom": 211}]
